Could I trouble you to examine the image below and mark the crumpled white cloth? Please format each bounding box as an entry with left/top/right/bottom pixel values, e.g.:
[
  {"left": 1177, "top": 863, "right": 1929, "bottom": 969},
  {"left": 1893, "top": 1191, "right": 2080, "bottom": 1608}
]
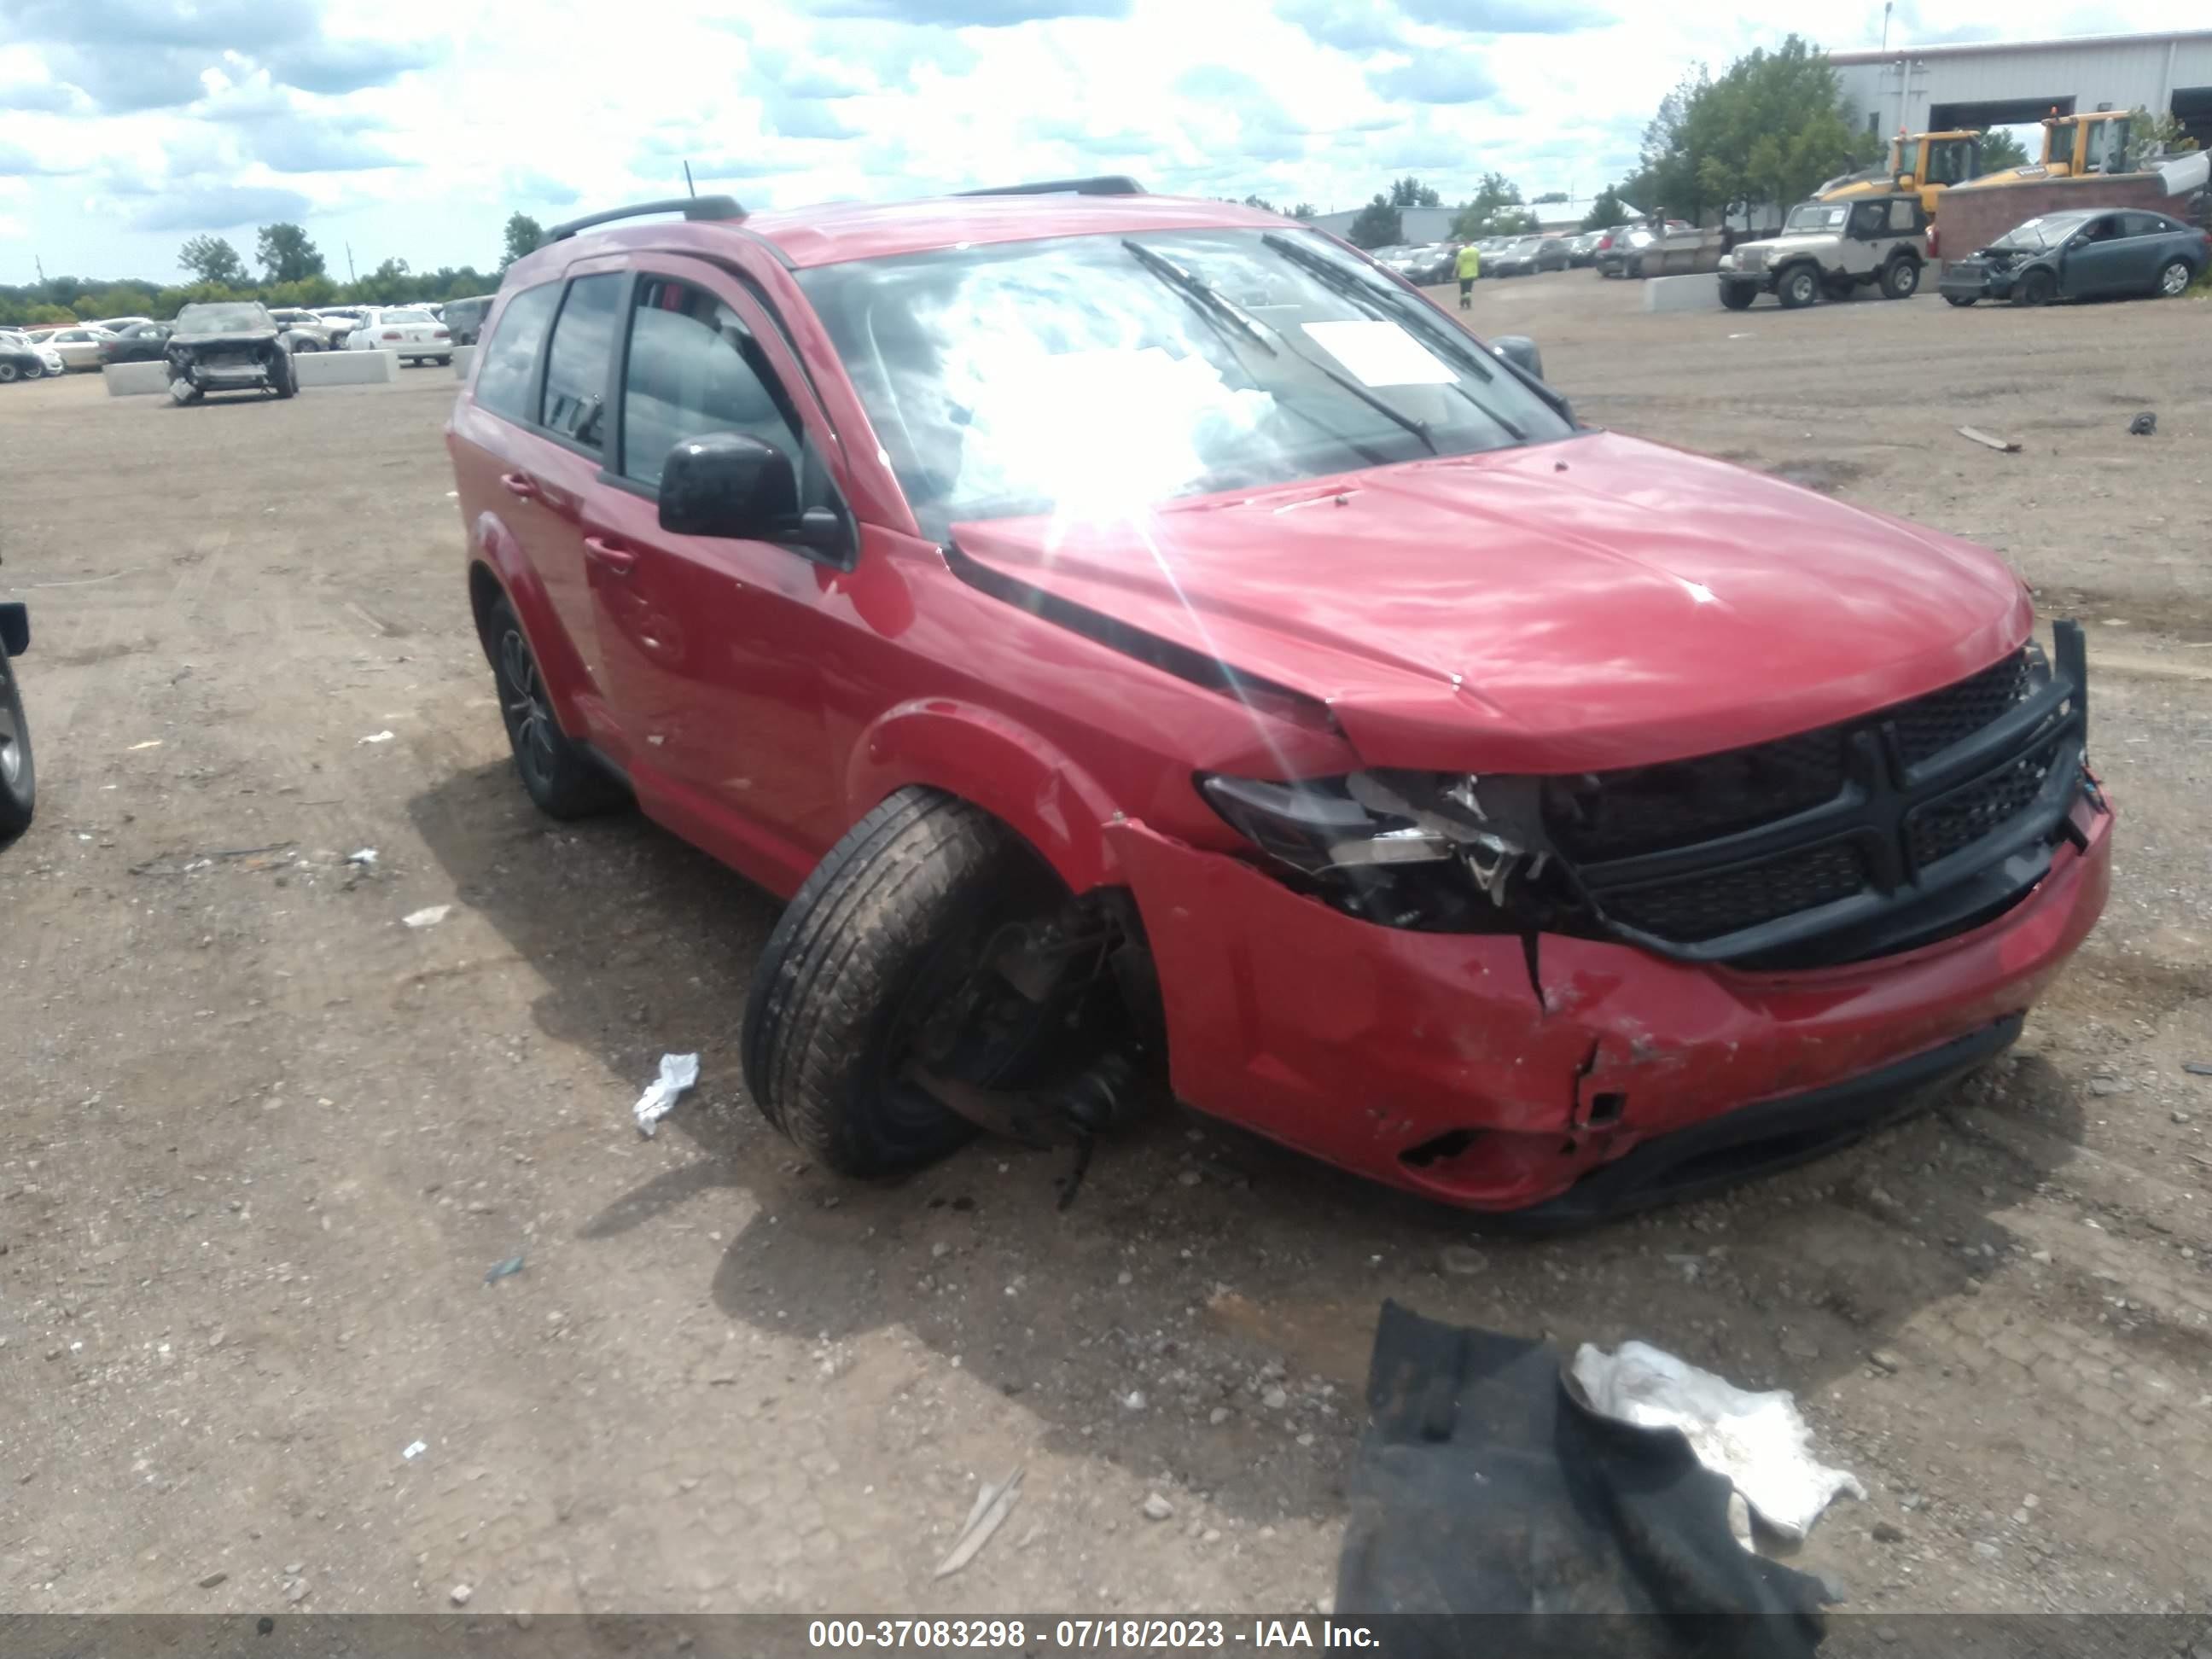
[
  {"left": 1570, "top": 1340, "right": 1865, "bottom": 1542},
  {"left": 632, "top": 1053, "right": 701, "bottom": 1137}
]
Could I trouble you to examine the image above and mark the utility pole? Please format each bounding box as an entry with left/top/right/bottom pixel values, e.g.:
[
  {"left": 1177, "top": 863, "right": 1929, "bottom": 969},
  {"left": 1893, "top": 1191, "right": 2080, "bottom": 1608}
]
[
  {"left": 1881, "top": 1, "right": 1892, "bottom": 48},
  {"left": 345, "top": 242, "right": 356, "bottom": 283},
  {"left": 34, "top": 254, "right": 45, "bottom": 283}
]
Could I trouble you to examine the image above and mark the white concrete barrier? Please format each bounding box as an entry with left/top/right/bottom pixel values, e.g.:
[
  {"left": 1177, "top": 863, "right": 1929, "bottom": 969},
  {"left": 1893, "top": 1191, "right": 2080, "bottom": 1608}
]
[
  {"left": 1643, "top": 273, "right": 1720, "bottom": 315},
  {"left": 295, "top": 349, "right": 399, "bottom": 387},
  {"left": 102, "top": 360, "right": 171, "bottom": 397},
  {"left": 451, "top": 344, "right": 476, "bottom": 379}
]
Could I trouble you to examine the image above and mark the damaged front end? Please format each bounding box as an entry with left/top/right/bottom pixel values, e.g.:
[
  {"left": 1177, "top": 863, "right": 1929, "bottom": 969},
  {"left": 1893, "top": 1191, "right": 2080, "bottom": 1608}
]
[
  {"left": 164, "top": 330, "right": 291, "bottom": 404},
  {"left": 1119, "top": 623, "right": 2110, "bottom": 1214}
]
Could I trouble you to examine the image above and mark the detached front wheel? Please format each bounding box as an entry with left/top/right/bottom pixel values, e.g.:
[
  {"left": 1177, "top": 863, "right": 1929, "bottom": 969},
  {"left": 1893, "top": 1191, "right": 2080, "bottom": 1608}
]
[
  {"left": 271, "top": 351, "right": 297, "bottom": 399},
  {"left": 1945, "top": 294, "right": 1976, "bottom": 307},
  {"left": 0, "top": 647, "right": 36, "bottom": 841},
  {"left": 167, "top": 375, "right": 201, "bottom": 405},
  {"left": 744, "top": 789, "right": 1074, "bottom": 1178}
]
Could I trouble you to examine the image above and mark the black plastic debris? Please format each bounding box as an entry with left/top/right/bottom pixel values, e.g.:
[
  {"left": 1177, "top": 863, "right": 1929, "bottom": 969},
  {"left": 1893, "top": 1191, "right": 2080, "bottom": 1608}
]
[
  {"left": 1336, "top": 1301, "right": 1827, "bottom": 1656},
  {"left": 2128, "top": 412, "right": 2157, "bottom": 436}
]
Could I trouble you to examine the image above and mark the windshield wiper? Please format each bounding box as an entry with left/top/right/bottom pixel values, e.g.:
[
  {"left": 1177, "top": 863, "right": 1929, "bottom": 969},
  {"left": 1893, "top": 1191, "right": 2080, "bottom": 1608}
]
[
  {"left": 1125, "top": 238, "right": 1435, "bottom": 457},
  {"left": 1122, "top": 240, "right": 1275, "bottom": 357},
  {"left": 1262, "top": 232, "right": 1497, "bottom": 384}
]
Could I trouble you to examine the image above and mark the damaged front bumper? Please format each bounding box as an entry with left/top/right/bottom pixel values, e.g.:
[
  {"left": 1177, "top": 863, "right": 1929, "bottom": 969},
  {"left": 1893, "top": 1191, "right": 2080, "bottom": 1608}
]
[{"left": 1108, "top": 789, "right": 2110, "bottom": 1218}]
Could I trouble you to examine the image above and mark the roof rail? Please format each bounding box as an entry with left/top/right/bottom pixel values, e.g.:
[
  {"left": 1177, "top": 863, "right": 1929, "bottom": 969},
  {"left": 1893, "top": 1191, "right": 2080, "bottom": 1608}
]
[
  {"left": 539, "top": 195, "right": 746, "bottom": 246},
  {"left": 957, "top": 176, "right": 1145, "bottom": 198}
]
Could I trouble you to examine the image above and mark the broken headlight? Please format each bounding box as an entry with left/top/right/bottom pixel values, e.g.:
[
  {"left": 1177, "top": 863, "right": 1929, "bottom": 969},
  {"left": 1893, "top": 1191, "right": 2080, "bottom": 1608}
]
[{"left": 1199, "top": 770, "right": 1581, "bottom": 932}]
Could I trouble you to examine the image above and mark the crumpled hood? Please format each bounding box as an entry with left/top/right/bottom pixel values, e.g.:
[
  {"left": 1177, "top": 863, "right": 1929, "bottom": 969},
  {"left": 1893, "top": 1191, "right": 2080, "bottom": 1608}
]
[{"left": 951, "top": 430, "right": 2029, "bottom": 773}]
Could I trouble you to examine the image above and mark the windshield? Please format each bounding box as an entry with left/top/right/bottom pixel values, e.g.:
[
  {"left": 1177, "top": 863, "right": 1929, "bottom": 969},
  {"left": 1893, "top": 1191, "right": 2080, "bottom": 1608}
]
[
  {"left": 176, "top": 302, "right": 272, "bottom": 333},
  {"left": 797, "top": 228, "right": 1572, "bottom": 539},
  {"left": 1783, "top": 203, "right": 1848, "bottom": 233},
  {"left": 1993, "top": 215, "right": 2086, "bottom": 251}
]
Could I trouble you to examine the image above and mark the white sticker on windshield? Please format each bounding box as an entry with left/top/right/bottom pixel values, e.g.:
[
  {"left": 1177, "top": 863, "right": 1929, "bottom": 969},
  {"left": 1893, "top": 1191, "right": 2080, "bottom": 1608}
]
[{"left": 1300, "top": 320, "right": 1455, "bottom": 388}]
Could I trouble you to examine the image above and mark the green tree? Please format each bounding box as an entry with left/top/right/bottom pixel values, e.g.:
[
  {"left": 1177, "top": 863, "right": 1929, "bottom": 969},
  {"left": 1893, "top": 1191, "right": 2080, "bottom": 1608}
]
[
  {"left": 2127, "top": 105, "right": 2201, "bottom": 164},
  {"left": 1449, "top": 172, "right": 1538, "bottom": 240},
  {"left": 256, "top": 222, "right": 326, "bottom": 283},
  {"left": 1579, "top": 187, "right": 1633, "bottom": 230},
  {"left": 1977, "top": 129, "right": 2030, "bottom": 172},
  {"left": 1388, "top": 176, "right": 1441, "bottom": 208},
  {"left": 178, "top": 235, "right": 247, "bottom": 285},
  {"left": 1289, "top": 201, "right": 1318, "bottom": 219},
  {"left": 1626, "top": 38, "right": 1876, "bottom": 222},
  {"left": 1231, "top": 194, "right": 1283, "bottom": 214},
  {"left": 1532, "top": 190, "right": 1569, "bottom": 204},
  {"left": 501, "top": 212, "right": 545, "bottom": 269},
  {"left": 1346, "top": 195, "right": 1403, "bottom": 248}
]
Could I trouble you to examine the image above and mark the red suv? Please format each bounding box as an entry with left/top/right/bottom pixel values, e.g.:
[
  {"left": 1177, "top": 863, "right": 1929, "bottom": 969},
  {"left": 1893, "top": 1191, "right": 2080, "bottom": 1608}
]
[{"left": 446, "top": 182, "right": 2110, "bottom": 1221}]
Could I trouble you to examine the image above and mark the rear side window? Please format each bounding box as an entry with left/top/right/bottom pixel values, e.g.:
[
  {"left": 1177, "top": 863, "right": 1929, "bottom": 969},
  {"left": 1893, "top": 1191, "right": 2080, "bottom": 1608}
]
[
  {"left": 474, "top": 282, "right": 559, "bottom": 423},
  {"left": 539, "top": 274, "right": 624, "bottom": 451},
  {"left": 618, "top": 277, "right": 798, "bottom": 491},
  {"left": 1887, "top": 199, "right": 1915, "bottom": 232}
]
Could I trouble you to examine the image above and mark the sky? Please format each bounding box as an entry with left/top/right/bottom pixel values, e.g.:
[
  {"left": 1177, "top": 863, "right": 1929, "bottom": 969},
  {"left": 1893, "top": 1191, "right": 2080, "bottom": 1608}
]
[{"left": 0, "top": 0, "right": 2203, "bottom": 285}]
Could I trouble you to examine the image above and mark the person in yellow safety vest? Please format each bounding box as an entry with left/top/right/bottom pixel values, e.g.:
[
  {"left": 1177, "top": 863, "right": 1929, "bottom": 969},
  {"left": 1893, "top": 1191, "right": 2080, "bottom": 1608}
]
[{"left": 1454, "top": 242, "right": 1481, "bottom": 309}]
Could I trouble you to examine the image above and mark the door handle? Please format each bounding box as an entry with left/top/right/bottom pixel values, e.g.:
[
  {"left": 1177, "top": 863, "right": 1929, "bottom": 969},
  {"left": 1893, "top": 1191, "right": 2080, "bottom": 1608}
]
[
  {"left": 500, "top": 472, "right": 538, "bottom": 500},
  {"left": 583, "top": 534, "right": 638, "bottom": 575}
]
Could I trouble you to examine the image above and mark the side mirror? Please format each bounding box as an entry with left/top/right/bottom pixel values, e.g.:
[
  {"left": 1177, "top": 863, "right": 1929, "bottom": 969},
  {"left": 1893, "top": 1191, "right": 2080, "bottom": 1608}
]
[
  {"left": 660, "top": 433, "right": 847, "bottom": 553},
  {"left": 1490, "top": 335, "right": 1545, "bottom": 381},
  {"left": 660, "top": 431, "right": 800, "bottom": 539}
]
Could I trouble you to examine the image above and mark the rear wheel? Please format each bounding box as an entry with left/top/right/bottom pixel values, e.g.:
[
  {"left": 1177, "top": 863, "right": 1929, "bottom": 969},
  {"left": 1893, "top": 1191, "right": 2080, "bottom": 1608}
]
[
  {"left": 2157, "top": 258, "right": 2194, "bottom": 297},
  {"left": 485, "top": 595, "right": 625, "bottom": 819},
  {"left": 1777, "top": 265, "right": 1820, "bottom": 309},
  {"left": 1879, "top": 258, "right": 1921, "bottom": 300},
  {"left": 2012, "top": 268, "right": 2057, "bottom": 307},
  {"left": 0, "top": 649, "right": 35, "bottom": 841},
  {"left": 744, "top": 789, "right": 1072, "bottom": 1177}
]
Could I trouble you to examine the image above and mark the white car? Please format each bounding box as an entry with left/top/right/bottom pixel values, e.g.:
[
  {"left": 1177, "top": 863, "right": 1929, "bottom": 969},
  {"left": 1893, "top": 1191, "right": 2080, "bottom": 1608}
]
[
  {"left": 343, "top": 306, "right": 451, "bottom": 365},
  {"left": 311, "top": 306, "right": 369, "bottom": 346},
  {"left": 39, "top": 326, "right": 118, "bottom": 370},
  {"left": 265, "top": 308, "right": 335, "bottom": 349},
  {"left": 0, "top": 329, "right": 67, "bottom": 380},
  {"left": 89, "top": 315, "right": 155, "bottom": 334}
]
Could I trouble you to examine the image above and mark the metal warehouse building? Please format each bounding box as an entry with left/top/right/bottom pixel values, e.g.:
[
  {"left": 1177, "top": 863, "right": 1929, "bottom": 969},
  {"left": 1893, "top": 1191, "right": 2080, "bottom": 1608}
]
[{"left": 1830, "top": 29, "right": 2212, "bottom": 149}]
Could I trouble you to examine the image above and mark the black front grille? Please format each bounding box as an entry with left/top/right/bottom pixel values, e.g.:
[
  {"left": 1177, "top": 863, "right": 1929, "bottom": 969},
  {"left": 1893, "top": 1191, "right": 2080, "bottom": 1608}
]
[
  {"left": 1606, "top": 841, "right": 1868, "bottom": 943},
  {"left": 1889, "top": 650, "right": 2034, "bottom": 766},
  {"left": 1906, "top": 735, "right": 2064, "bottom": 869},
  {"left": 1545, "top": 648, "right": 2034, "bottom": 862},
  {"left": 1551, "top": 635, "right": 2090, "bottom": 966}
]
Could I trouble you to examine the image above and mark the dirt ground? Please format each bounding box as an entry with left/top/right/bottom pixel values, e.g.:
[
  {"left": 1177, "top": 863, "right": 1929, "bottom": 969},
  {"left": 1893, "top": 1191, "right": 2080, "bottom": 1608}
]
[{"left": 3, "top": 274, "right": 2209, "bottom": 1620}]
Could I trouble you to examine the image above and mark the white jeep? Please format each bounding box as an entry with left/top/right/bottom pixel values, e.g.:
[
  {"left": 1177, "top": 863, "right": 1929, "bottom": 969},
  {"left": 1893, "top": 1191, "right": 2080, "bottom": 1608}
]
[{"left": 1718, "top": 196, "right": 1930, "bottom": 310}]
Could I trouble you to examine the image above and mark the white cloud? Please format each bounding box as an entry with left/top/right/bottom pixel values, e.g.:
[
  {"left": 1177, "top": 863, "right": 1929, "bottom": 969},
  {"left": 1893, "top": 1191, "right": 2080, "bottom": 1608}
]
[{"left": 1, "top": 0, "right": 2207, "bottom": 283}]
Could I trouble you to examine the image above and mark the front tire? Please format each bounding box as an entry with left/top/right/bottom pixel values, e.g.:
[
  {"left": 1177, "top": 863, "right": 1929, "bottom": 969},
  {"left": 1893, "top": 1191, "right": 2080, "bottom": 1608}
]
[
  {"left": 485, "top": 595, "right": 626, "bottom": 819},
  {"left": 744, "top": 789, "right": 1064, "bottom": 1178},
  {"left": 1879, "top": 258, "right": 1921, "bottom": 300},
  {"left": 2013, "top": 269, "right": 2056, "bottom": 307},
  {"left": 1777, "top": 266, "right": 1820, "bottom": 309},
  {"left": 0, "top": 648, "right": 36, "bottom": 841},
  {"left": 0, "top": 363, "right": 17, "bottom": 384},
  {"left": 22, "top": 359, "right": 43, "bottom": 380}
]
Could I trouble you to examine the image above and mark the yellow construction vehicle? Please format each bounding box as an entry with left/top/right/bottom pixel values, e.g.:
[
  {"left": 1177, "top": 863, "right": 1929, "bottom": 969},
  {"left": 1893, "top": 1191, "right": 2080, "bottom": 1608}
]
[
  {"left": 1818, "top": 130, "right": 1982, "bottom": 213},
  {"left": 1972, "top": 108, "right": 2137, "bottom": 186}
]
